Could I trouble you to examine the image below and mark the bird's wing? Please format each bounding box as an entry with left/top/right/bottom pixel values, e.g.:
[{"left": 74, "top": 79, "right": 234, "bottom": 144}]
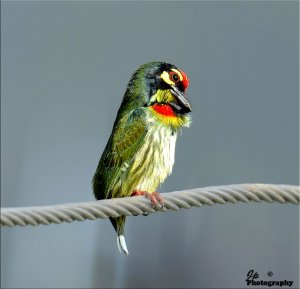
[{"left": 93, "top": 108, "right": 148, "bottom": 200}]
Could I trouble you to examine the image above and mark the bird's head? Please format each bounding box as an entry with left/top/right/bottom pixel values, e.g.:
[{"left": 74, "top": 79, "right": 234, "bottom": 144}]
[{"left": 121, "top": 62, "right": 191, "bottom": 122}]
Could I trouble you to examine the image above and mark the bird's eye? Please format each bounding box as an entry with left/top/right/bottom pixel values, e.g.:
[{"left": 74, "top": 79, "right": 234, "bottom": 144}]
[{"left": 169, "top": 72, "right": 180, "bottom": 83}]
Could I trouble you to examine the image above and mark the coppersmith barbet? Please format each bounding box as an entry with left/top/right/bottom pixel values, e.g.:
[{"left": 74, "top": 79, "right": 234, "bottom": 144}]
[{"left": 92, "top": 61, "right": 191, "bottom": 255}]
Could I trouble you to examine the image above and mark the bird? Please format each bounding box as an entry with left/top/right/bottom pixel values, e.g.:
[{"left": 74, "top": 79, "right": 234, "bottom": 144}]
[{"left": 92, "top": 61, "right": 192, "bottom": 255}]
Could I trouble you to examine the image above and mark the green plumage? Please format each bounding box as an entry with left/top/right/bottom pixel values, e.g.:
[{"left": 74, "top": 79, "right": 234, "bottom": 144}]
[
  {"left": 92, "top": 62, "right": 191, "bottom": 254},
  {"left": 93, "top": 108, "right": 148, "bottom": 200}
]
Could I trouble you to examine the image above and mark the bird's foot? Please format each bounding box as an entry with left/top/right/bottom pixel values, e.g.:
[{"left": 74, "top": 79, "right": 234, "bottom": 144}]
[{"left": 131, "top": 190, "right": 164, "bottom": 210}]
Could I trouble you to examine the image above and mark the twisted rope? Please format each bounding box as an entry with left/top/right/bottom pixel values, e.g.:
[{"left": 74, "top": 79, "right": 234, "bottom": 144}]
[{"left": 1, "top": 184, "right": 299, "bottom": 227}]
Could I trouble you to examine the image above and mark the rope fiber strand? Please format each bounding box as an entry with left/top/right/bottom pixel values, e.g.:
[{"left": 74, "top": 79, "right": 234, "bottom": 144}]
[{"left": 1, "top": 184, "right": 299, "bottom": 227}]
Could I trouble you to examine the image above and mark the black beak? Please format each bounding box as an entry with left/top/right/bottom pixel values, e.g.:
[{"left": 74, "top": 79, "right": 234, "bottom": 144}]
[{"left": 170, "top": 86, "right": 192, "bottom": 114}]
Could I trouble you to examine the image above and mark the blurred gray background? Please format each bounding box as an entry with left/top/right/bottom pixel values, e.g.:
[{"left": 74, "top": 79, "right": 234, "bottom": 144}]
[{"left": 1, "top": 1, "right": 299, "bottom": 288}]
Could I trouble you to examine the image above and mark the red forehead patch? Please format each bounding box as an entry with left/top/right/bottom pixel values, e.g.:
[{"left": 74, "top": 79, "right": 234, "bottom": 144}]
[{"left": 180, "top": 70, "right": 190, "bottom": 90}]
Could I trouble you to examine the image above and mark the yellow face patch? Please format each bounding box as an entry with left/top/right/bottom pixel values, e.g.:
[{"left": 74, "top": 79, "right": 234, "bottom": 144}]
[
  {"left": 149, "top": 89, "right": 174, "bottom": 104},
  {"left": 160, "top": 71, "right": 174, "bottom": 86},
  {"left": 160, "top": 69, "right": 183, "bottom": 86}
]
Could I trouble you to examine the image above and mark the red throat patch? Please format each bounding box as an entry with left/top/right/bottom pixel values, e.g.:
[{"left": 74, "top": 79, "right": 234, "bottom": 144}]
[{"left": 151, "top": 104, "right": 176, "bottom": 117}]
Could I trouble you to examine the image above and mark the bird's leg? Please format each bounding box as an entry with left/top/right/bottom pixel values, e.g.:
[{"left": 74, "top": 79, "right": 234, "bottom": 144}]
[
  {"left": 151, "top": 192, "right": 164, "bottom": 208},
  {"left": 131, "top": 190, "right": 164, "bottom": 210}
]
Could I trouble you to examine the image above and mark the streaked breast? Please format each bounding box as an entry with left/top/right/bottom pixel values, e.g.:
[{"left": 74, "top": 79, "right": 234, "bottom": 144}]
[{"left": 122, "top": 125, "right": 177, "bottom": 195}]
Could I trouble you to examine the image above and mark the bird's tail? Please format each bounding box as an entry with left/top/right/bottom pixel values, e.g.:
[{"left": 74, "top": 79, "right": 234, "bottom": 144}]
[
  {"left": 117, "top": 235, "right": 129, "bottom": 255},
  {"left": 109, "top": 216, "right": 129, "bottom": 255}
]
